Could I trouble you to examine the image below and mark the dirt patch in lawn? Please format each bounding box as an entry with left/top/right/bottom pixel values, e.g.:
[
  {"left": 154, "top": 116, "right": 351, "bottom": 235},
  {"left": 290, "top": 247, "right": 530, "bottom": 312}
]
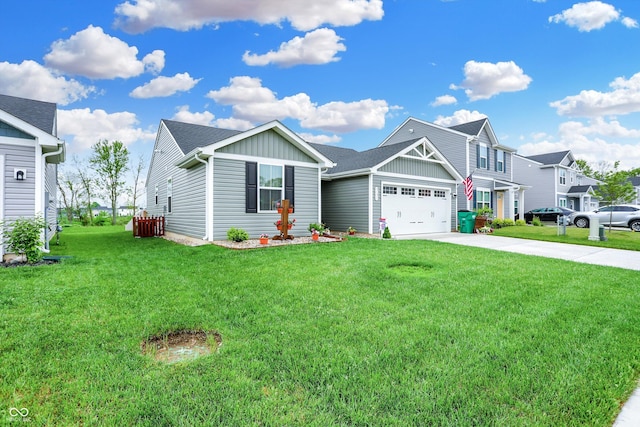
[
  {"left": 142, "top": 330, "right": 222, "bottom": 364},
  {"left": 387, "top": 262, "right": 434, "bottom": 277}
]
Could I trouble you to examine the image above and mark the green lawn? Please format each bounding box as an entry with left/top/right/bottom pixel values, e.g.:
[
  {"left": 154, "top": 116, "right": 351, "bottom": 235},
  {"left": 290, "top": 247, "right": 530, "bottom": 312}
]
[
  {"left": 2, "top": 226, "right": 639, "bottom": 426},
  {"left": 492, "top": 224, "right": 640, "bottom": 251}
]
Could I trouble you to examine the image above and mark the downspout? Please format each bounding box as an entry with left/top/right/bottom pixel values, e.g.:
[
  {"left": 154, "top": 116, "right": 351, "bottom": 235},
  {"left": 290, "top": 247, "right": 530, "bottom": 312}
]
[
  {"left": 194, "top": 151, "right": 210, "bottom": 241},
  {"left": 41, "top": 143, "right": 65, "bottom": 251}
]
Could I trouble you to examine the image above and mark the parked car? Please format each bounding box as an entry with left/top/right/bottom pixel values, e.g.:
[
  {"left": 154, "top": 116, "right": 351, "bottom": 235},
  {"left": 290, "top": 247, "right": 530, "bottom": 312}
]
[
  {"left": 523, "top": 207, "right": 575, "bottom": 224},
  {"left": 570, "top": 204, "right": 640, "bottom": 231}
]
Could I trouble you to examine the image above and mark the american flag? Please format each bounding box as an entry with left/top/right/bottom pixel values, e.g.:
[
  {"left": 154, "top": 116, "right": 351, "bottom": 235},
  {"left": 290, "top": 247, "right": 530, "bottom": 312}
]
[{"left": 462, "top": 175, "right": 473, "bottom": 200}]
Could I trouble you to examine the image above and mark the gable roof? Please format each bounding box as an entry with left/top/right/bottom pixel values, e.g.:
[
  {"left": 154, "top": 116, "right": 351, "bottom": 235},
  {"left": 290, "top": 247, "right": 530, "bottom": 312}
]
[
  {"left": 524, "top": 150, "right": 571, "bottom": 166},
  {"left": 448, "top": 118, "right": 486, "bottom": 136},
  {"left": 0, "top": 93, "right": 57, "bottom": 135},
  {"left": 162, "top": 119, "right": 242, "bottom": 155},
  {"left": 312, "top": 139, "right": 419, "bottom": 175}
]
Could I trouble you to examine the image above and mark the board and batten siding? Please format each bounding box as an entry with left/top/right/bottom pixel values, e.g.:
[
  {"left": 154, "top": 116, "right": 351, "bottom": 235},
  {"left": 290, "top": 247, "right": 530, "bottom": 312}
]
[
  {"left": 212, "top": 157, "right": 320, "bottom": 240},
  {"left": 216, "top": 129, "right": 317, "bottom": 163},
  {"left": 0, "top": 142, "right": 36, "bottom": 220},
  {"left": 373, "top": 174, "right": 457, "bottom": 233},
  {"left": 378, "top": 156, "right": 453, "bottom": 180},
  {"left": 321, "top": 176, "right": 369, "bottom": 233}
]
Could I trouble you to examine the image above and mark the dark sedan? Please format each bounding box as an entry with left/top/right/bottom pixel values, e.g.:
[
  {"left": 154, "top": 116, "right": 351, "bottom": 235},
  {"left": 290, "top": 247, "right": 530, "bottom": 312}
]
[{"left": 523, "top": 207, "right": 575, "bottom": 224}]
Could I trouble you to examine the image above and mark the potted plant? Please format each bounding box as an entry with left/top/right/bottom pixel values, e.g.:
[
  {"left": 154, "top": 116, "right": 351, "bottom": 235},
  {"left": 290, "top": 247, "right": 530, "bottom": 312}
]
[
  {"left": 474, "top": 207, "right": 493, "bottom": 231},
  {"left": 311, "top": 228, "right": 320, "bottom": 241},
  {"left": 275, "top": 202, "right": 293, "bottom": 214},
  {"left": 347, "top": 226, "right": 356, "bottom": 235},
  {"left": 259, "top": 233, "right": 269, "bottom": 244},
  {"left": 275, "top": 218, "right": 296, "bottom": 231}
]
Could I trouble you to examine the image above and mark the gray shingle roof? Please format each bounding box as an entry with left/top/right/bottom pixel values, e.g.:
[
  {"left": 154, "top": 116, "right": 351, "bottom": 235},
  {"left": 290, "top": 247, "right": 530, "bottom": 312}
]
[
  {"left": 162, "top": 119, "right": 242, "bottom": 155},
  {"left": 0, "top": 93, "right": 57, "bottom": 135},
  {"left": 524, "top": 150, "right": 571, "bottom": 165},
  {"left": 568, "top": 184, "right": 595, "bottom": 193},
  {"left": 448, "top": 118, "right": 486, "bottom": 136},
  {"left": 311, "top": 139, "right": 419, "bottom": 174}
]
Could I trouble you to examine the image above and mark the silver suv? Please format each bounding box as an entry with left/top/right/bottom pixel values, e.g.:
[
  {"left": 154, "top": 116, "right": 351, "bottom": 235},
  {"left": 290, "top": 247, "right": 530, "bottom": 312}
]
[{"left": 570, "top": 204, "right": 640, "bottom": 231}]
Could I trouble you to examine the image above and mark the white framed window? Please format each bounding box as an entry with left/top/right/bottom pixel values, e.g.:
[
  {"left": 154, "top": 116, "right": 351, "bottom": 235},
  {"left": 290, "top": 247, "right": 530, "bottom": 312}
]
[
  {"left": 401, "top": 187, "right": 415, "bottom": 196},
  {"left": 496, "top": 150, "right": 504, "bottom": 172},
  {"left": 514, "top": 200, "right": 519, "bottom": 216},
  {"left": 167, "top": 177, "right": 172, "bottom": 213},
  {"left": 479, "top": 144, "right": 488, "bottom": 169},
  {"left": 559, "top": 169, "right": 566, "bottom": 185},
  {"left": 570, "top": 172, "right": 575, "bottom": 184},
  {"left": 259, "top": 164, "right": 283, "bottom": 211},
  {"left": 418, "top": 189, "right": 431, "bottom": 197},
  {"left": 559, "top": 198, "right": 567, "bottom": 208},
  {"left": 476, "top": 189, "right": 490, "bottom": 210}
]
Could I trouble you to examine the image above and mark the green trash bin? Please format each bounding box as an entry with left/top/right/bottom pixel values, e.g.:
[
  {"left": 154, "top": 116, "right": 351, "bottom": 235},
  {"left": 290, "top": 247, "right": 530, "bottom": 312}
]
[{"left": 458, "top": 210, "right": 477, "bottom": 234}]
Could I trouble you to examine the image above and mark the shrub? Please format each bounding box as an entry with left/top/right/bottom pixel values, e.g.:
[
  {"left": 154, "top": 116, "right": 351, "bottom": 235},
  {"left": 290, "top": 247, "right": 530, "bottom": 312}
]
[
  {"left": 2, "top": 215, "right": 47, "bottom": 263},
  {"left": 308, "top": 223, "right": 325, "bottom": 234},
  {"left": 532, "top": 216, "right": 543, "bottom": 227},
  {"left": 515, "top": 219, "right": 526, "bottom": 226},
  {"left": 503, "top": 218, "right": 515, "bottom": 227},
  {"left": 492, "top": 218, "right": 504, "bottom": 229},
  {"left": 93, "top": 212, "right": 111, "bottom": 226},
  {"left": 227, "top": 227, "right": 249, "bottom": 242},
  {"left": 382, "top": 226, "right": 392, "bottom": 239}
]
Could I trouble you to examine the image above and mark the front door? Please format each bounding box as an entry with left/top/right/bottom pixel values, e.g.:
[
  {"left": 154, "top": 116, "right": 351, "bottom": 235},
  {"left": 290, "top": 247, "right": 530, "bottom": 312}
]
[{"left": 496, "top": 191, "right": 504, "bottom": 219}]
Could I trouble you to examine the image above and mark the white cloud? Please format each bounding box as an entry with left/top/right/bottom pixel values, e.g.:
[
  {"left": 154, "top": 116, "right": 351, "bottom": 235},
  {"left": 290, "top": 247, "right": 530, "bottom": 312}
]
[
  {"left": 115, "top": 0, "right": 384, "bottom": 33},
  {"left": 130, "top": 73, "right": 201, "bottom": 98},
  {"left": 206, "top": 76, "right": 394, "bottom": 133},
  {"left": 519, "top": 118, "right": 640, "bottom": 170},
  {"left": 58, "top": 108, "right": 156, "bottom": 152},
  {"left": 548, "top": 1, "right": 620, "bottom": 32},
  {"left": 550, "top": 71, "right": 640, "bottom": 117},
  {"left": 433, "top": 109, "right": 488, "bottom": 127},
  {"left": 44, "top": 25, "right": 165, "bottom": 79},
  {"left": 452, "top": 60, "right": 532, "bottom": 101},
  {"left": 0, "top": 60, "right": 94, "bottom": 105},
  {"left": 213, "top": 117, "right": 255, "bottom": 131},
  {"left": 243, "top": 28, "right": 346, "bottom": 67},
  {"left": 430, "top": 95, "right": 457, "bottom": 107},
  {"left": 171, "top": 105, "right": 216, "bottom": 126},
  {"left": 622, "top": 17, "right": 639, "bottom": 29},
  {"left": 299, "top": 132, "right": 342, "bottom": 144}
]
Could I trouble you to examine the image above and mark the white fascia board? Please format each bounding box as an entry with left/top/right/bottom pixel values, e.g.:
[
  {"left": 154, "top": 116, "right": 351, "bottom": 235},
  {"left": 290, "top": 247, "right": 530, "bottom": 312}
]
[
  {"left": 200, "top": 120, "right": 335, "bottom": 168},
  {"left": 0, "top": 109, "right": 60, "bottom": 148},
  {"left": 373, "top": 137, "right": 464, "bottom": 182},
  {"left": 321, "top": 168, "right": 372, "bottom": 180}
]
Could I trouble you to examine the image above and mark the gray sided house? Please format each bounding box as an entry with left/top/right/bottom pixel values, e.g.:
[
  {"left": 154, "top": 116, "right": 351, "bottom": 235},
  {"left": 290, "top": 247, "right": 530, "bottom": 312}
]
[
  {"left": 312, "top": 137, "right": 462, "bottom": 235},
  {"left": 0, "top": 94, "right": 65, "bottom": 259},
  {"left": 145, "top": 120, "right": 334, "bottom": 241},
  {"left": 379, "top": 117, "right": 525, "bottom": 220},
  {"left": 513, "top": 150, "right": 600, "bottom": 212}
]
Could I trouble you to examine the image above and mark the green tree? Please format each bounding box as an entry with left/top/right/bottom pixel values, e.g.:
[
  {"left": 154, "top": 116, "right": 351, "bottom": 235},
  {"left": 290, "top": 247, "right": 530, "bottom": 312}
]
[
  {"left": 590, "top": 162, "right": 640, "bottom": 232},
  {"left": 90, "top": 140, "right": 129, "bottom": 225}
]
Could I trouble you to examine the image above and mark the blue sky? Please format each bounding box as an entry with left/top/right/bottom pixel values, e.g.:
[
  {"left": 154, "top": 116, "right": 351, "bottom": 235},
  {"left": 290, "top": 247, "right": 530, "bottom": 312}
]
[{"left": 2, "top": 0, "right": 640, "bottom": 177}]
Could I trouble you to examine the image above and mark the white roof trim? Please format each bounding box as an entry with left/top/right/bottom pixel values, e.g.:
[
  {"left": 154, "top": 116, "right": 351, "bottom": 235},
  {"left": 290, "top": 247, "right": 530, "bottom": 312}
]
[{"left": 0, "top": 109, "right": 60, "bottom": 148}]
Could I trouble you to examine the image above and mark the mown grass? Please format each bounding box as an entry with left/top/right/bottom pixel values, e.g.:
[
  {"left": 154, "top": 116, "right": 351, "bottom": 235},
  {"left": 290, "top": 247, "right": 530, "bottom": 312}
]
[
  {"left": 492, "top": 224, "right": 640, "bottom": 251},
  {"left": 1, "top": 225, "right": 639, "bottom": 426}
]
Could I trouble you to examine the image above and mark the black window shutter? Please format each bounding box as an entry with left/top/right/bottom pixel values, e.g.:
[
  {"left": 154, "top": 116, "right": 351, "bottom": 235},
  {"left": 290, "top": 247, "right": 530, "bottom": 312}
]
[
  {"left": 504, "top": 154, "right": 507, "bottom": 174},
  {"left": 476, "top": 144, "right": 480, "bottom": 168},
  {"left": 246, "top": 162, "right": 257, "bottom": 213},
  {"left": 284, "top": 165, "right": 295, "bottom": 211},
  {"left": 494, "top": 149, "right": 498, "bottom": 171},
  {"left": 486, "top": 146, "right": 491, "bottom": 170}
]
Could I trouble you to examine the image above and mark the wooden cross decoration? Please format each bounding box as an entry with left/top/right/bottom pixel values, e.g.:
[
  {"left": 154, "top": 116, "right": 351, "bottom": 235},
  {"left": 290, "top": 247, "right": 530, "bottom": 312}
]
[{"left": 272, "top": 199, "right": 294, "bottom": 240}]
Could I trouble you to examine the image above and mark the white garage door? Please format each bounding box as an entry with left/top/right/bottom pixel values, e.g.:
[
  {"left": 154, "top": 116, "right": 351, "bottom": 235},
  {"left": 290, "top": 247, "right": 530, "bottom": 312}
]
[{"left": 382, "top": 185, "right": 451, "bottom": 235}]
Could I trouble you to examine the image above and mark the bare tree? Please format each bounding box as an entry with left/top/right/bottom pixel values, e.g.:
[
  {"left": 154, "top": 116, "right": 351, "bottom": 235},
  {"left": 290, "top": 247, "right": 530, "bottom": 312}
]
[
  {"left": 130, "top": 154, "right": 146, "bottom": 214},
  {"left": 74, "top": 156, "right": 96, "bottom": 223},
  {"left": 57, "top": 166, "right": 83, "bottom": 222},
  {"left": 90, "top": 140, "right": 130, "bottom": 225}
]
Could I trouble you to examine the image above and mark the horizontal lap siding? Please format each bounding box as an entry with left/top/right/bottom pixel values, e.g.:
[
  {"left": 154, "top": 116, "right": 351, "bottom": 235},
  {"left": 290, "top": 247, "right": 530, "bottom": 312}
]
[
  {"left": 321, "top": 176, "right": 369, "bottom": 233},
  {"left": 213, "top": 157, "right": 320, "bottom": 240},
  {"left": 146, "top": 124, "right": 207, "bottom": 238},
  {"left": 1, "top": 142, "right": 36, "bottom": 219}
]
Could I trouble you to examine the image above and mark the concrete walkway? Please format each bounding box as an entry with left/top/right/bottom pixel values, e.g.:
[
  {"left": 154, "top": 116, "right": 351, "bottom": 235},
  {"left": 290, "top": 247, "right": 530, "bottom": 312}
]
[
  {"left": 396, "top": 232, "right": 640, "bottom": 271},
  {"left": 395, "top": 232, "right": 640, "bottom": 426}
]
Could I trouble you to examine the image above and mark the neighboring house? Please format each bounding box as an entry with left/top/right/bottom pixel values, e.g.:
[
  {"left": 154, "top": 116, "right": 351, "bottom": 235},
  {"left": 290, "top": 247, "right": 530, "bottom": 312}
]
[
  {"left": 513, "top": 150, "right": 600, "bottom": 212},
  {"left": 145, "top": 119, "right": 334, "bottom": 241},
  {"left": 311, "top": 137, "right": 462, "bottom": 235},
  {"left": 0, "top": 94, "right": 65, "bottom": 258},
  {"left": 118, "top": 205, "right": 135, "bottom": 216},
  {"left": 378, "top": 117, "right": 526, "bottom": 220}
]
